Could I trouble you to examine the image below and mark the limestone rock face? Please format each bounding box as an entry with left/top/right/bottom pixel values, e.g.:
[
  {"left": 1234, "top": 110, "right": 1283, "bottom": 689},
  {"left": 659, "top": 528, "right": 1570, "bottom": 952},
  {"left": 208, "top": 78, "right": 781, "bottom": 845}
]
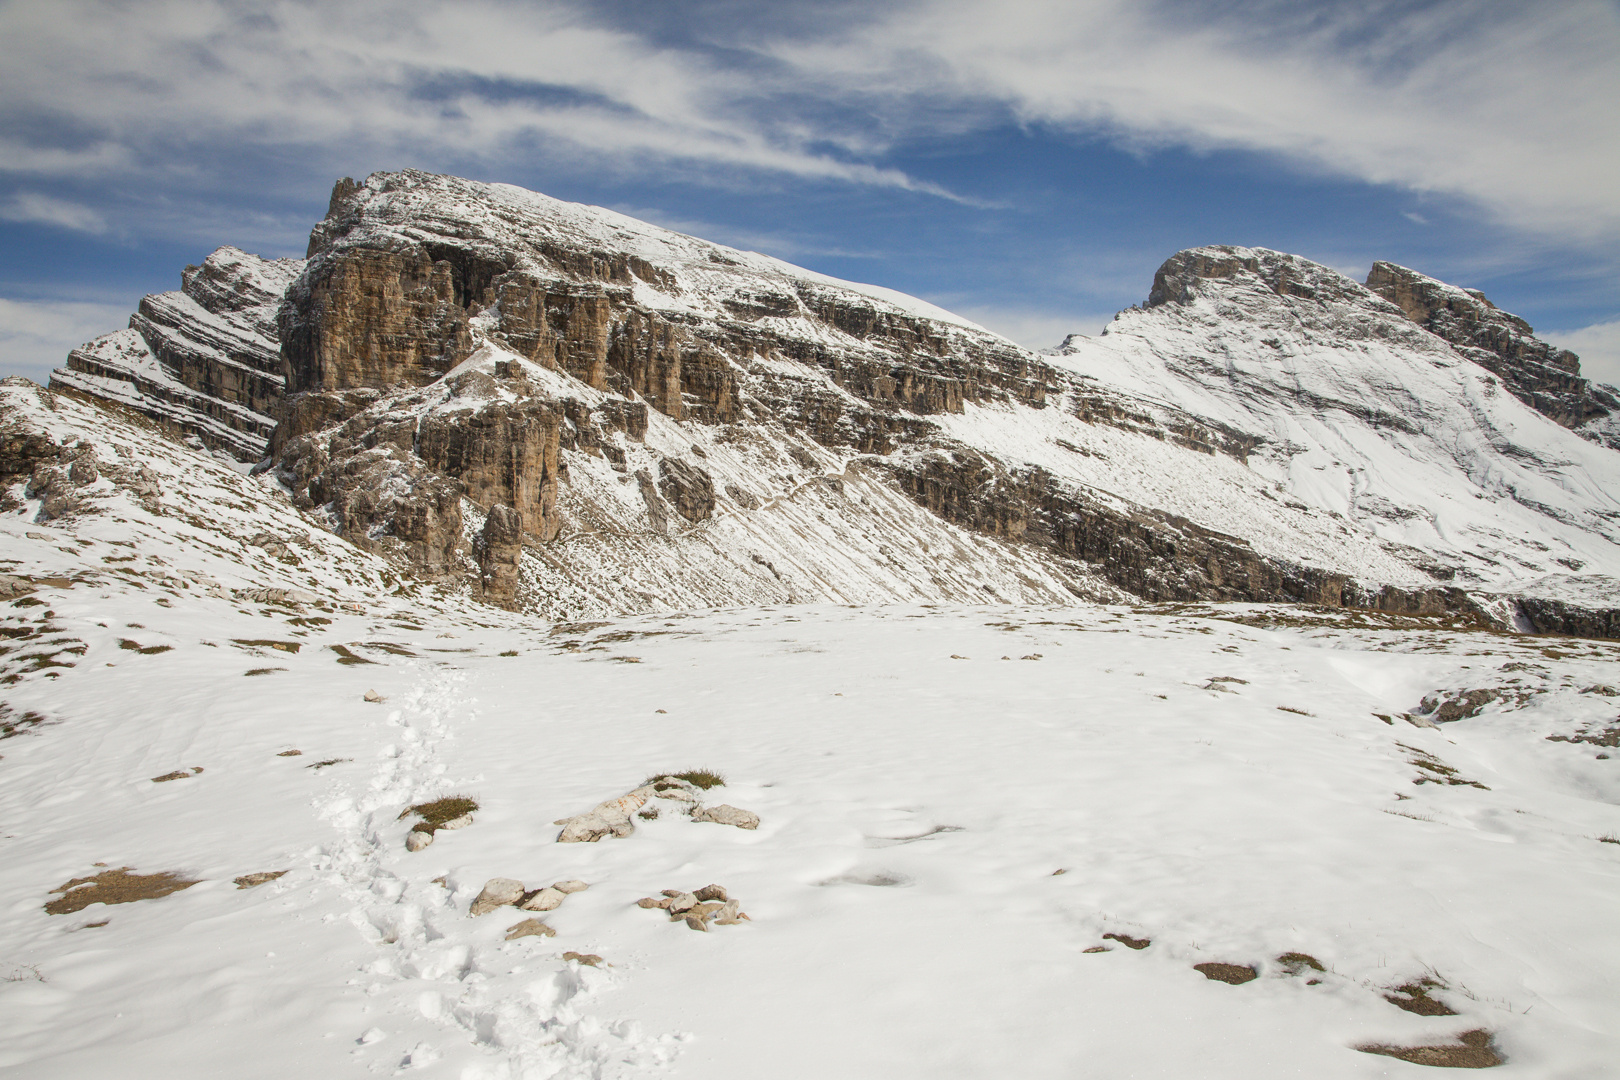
[
  {"left": 35, "top": 178, "right": 1620, "bottom": 635},
  {"left": 50, "top": 247, "right": 303, "bottom": 460},
  {"left": 1365, "top": 261, "right": 1620, "bottom": 442},
  {"left": 476, "top": 504, "right": 524, "bottom": 608}
]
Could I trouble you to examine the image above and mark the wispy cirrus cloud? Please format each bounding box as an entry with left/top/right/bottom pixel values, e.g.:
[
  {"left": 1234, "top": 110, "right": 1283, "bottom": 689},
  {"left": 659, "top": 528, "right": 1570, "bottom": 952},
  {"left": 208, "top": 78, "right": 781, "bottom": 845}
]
[{"left": 0, "top": 192, "right": 109, "bottom": 234}]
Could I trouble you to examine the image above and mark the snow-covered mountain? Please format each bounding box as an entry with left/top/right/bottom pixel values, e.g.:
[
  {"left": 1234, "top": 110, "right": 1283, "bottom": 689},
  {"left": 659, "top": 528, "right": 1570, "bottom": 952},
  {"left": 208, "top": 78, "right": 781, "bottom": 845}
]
[
  {"left": 36, "top": 171, "right": 1620, "bottom": 636},
  {"left": 7, "top": 173, "right": 1620, "bottom": 1078}
]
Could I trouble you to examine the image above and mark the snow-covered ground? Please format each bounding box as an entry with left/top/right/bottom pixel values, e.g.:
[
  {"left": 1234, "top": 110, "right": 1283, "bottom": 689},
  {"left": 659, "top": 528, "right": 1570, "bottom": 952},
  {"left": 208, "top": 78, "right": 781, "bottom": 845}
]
[{"left": 4, "top": 500, "right": 1619, "bottom": 1077}]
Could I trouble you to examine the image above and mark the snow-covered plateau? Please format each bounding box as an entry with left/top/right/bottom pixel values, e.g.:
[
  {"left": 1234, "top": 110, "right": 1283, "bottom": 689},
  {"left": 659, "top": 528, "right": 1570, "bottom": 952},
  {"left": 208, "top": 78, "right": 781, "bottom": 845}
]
[
  {"left": 0, "top": 373, "right": 1618, "bottom": 1078},
  {"left": 4, "top": 171, "right": 1620, "bottom": 1076}
]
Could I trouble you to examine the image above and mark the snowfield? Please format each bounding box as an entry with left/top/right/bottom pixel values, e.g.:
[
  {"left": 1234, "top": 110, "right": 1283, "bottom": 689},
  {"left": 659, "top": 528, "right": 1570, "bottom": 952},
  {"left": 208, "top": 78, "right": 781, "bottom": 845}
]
[{"left": 3, "top": 509, "right": 1619, "bottom": 1077}]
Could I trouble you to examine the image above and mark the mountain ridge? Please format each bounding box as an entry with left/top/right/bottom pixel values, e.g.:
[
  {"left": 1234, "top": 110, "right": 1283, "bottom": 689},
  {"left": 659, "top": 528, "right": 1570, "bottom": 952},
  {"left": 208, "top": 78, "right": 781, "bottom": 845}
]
[{"left": 19, "top": 170, "right": 1620, "bottom": 638}]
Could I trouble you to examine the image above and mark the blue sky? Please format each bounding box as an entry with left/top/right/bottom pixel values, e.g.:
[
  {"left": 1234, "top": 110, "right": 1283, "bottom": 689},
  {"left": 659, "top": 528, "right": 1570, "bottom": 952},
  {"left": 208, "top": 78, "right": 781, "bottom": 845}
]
[{"left": 2, "top": 0, "right": 1617, "bottom": 384}]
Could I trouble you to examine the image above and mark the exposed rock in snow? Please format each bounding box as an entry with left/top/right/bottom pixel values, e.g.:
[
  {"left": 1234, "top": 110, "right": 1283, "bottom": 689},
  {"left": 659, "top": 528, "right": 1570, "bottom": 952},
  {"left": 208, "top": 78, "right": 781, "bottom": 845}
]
[
  {"left": 50, "top": 247, "right": 303, "bottom": 461},
  {"left": 554, "top": 784, "right": 655, "bottom": 842},
  {"left": 503, "top": 917, "right": 556, "bottom": 940},
  {"left": 469, "top": 877, "right": 525, "bottom": 915},
  {"left": 1366, "top": 259, "right": 1620, "bottom": 441},
  {"left": 519, "top": 886, "right": 565, "bottom": 911},
  {"left": 691, "top": 804, "right": 761, "bottom": 829}
]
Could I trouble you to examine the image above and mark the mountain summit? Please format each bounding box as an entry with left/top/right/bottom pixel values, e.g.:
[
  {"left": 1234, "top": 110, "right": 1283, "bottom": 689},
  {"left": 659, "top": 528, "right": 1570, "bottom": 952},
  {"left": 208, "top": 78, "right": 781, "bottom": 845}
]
[{"left": 31, "top": 170, "right": 1620, "bottom": 636}]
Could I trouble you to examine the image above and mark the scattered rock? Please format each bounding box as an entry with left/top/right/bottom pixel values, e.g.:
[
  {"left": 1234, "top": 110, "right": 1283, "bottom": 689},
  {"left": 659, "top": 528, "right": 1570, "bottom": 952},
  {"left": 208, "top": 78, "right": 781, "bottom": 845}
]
[
  {"left": 1194, "top": 962, "right": 1258, "bottom": 985},
  {"left": 504, "top": 918, "right": 556, "bottom": 940},
  {"left": 520, "top": 887, "right": 566, "bottom": 912},
  {"left": 1356, "top": 1029, "right": 1503, "bottom": 1069},
  {"left": 562, "top": 951, "right": 605, "bottom": 967},
  {"left": 1417, "top": 688, "right": 1503, "bottom": 723},
  {"left": 691, "top": 804, "right": 760, "bottom": 829},
  {"left": 1082, "top": 946, "right": 1111, "bottom": 953},
  {"left": 276, "top": 749, "right": 302, "bottom": 757},
  {"left": 150, "top": 770, "right": 193, "bottom": 783},
  {"left": 435, "top": 814, "right": 474, "bottom": 831},
  {"left": 713, "top": 898, "right": 748, "bottom": 925},
  {"left": 363, "top": 689, "right": 386, "bottom": 703},
  {"left": 552, "top": 879, "right": 589, "bottom": 894},
  {"left": 234, "top": 871, "right": 287, "bottom": 889},
  {"left": 640, "top": 884, "right": 749, "bottom": 930},
  {"left": 405, "top": 830, "right": 434, "bottom": 852},
  {"left": 470, "top": 877, "right": 526, "bottom": 916}
]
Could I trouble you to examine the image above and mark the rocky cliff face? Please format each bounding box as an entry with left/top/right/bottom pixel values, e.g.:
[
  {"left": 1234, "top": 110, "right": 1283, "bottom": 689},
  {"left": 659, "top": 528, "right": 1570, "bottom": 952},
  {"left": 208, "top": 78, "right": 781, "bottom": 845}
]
[
  {"left": 49, "top": 247, "right": 303, "bottom": 461},
  {"left": 1364, "top": 260, "right": 1620, "bottom": 444},
  {"left": 40, "top": 177, "right": 1620, "bottom": 636}
]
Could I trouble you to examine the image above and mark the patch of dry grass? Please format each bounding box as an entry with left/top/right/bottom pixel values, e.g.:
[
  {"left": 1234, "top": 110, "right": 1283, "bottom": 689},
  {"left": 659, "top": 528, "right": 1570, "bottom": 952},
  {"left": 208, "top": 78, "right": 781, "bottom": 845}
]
[
  {"left": 645, "top": 769, "right": 725, "bottom": 790},
  {"left": 399, "top": 795, "right": 480, "bottom": 834},
  {"left": 45, "top": 867, "right": 198, "bottom": 915}
]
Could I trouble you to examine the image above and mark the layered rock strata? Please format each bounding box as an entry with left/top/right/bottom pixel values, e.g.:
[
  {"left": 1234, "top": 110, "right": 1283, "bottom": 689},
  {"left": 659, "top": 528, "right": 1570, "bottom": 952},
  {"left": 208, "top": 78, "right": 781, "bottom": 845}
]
[
  {"left": 50, "top": 247, "right": 303, "bottom": 460},
  {"left": 1365, "top": 260, "right": 1620, "bottom": 444},
  {"left": 40, "top": 176, "right": 1620, "bottom": 637}
]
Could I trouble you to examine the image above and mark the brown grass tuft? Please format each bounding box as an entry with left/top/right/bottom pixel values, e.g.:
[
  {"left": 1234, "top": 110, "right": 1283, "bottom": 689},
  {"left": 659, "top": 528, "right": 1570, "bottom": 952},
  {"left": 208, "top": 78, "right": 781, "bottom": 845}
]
[
  {"left": 645, "top": 769, "right": 726, "bottom": 790},
  {"left": 45, "top": 867, "right": 198, "bottom": 915}
]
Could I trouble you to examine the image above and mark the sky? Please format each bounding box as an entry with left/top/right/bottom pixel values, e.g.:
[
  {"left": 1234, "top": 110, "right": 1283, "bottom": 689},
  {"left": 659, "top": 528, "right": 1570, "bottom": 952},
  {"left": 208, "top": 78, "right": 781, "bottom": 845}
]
[{"left": 1, "top": 0, "right": 1617, "bottom": 386}]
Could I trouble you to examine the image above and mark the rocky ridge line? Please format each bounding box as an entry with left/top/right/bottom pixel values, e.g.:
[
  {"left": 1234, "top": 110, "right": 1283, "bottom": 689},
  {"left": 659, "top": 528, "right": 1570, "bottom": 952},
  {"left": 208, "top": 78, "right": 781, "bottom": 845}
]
[{"left": 35, "top": 175, "right": 1620, "bottom": 637}]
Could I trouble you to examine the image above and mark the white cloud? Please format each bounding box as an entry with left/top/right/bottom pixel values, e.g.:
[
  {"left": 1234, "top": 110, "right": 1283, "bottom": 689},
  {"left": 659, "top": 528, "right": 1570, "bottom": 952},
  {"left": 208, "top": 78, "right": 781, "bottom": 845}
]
[
  {"left": 0, "top": 0, "right": 1614, "bottom": 250},
  {"left": 0, "top": 296, "right": 134, "bottom": 383},
  {"left": 0, "top": 192, "right": 108, "bottom": 233},
  {"left": 1544, "top": 320, "right": 1620, "bottom": 389},
  {"left": 950, "top": 305, "right": 1116, "bottom": 351},
  {"left": 772, "top": 0, "right": 1620, "bottom": 244}
]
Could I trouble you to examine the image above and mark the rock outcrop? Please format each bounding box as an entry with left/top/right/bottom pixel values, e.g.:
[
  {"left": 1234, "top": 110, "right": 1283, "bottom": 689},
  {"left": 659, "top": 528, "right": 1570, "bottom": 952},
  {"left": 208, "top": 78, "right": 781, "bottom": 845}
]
[
  {"left": 1365, "top": 260, "right": 1620, "bottom": 443},
  {"left": 50, "top": 247, "right": 303, "bottom": 460},
  {"left": 39, "top": 179, "right": 1620, "bottom": 638}
]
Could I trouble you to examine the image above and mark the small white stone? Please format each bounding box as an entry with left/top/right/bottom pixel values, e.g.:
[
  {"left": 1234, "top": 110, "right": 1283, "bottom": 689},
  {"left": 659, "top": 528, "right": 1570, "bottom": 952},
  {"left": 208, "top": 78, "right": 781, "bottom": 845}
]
[
  {"left": 405, "top": 830, "right": 434, "bottom": 852},
  {"left": 435, "top": 814, "right": 473, "bottom": 831},
  {"left": 551, "top": 879, "right": 589, "bottom": 894}
]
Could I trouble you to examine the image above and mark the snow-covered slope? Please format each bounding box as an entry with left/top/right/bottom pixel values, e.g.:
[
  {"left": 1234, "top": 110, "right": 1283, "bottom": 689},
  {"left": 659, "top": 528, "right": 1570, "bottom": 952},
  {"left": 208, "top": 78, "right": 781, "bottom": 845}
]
[
  {"left": 1045, "top": 246, "right": 1620, "bottom": 606},
  {"left": 3, "top": 465, "right": 1619, "bottom": 1076}
]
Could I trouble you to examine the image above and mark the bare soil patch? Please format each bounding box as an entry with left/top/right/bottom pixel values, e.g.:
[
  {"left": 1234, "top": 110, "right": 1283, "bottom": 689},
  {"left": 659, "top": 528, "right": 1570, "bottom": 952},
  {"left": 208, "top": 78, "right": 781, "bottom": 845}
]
[
  {"left": 1356, "top": 1029, "right": 1503, "bottom": 1069},
  {"left": 1384, "top": 978, "right": 1459, "bottom": 1016},
  {"left": 1194, "top": 962, "right": 1257, "bottom": 984},
  {"left": 1103, "top": 932, "right": 1151, "bottom": 950}
]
